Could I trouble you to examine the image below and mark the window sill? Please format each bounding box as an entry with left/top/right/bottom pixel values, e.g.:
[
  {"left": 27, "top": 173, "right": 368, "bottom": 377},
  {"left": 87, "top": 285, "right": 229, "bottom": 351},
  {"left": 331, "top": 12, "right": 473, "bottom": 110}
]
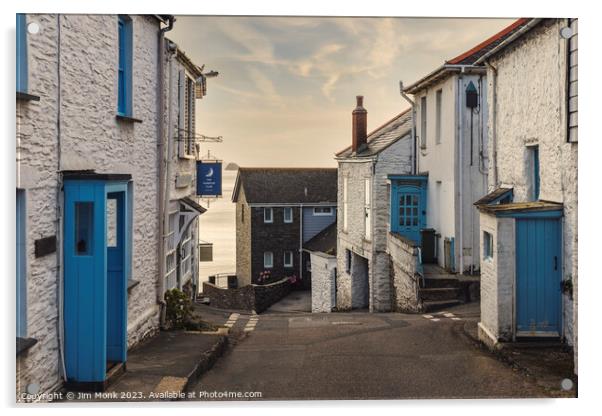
[
  {"left": 17, "top": 91, "right": 40, "bottom": 102},
  {"left": 127, "top": 279, "right": 140, "bottom": 291},
  {"left": 116, "top": 114, "right": 143, "bottom": 123},
  {"left": 16, "top": 337, "right": 38, "bottom": 356}
]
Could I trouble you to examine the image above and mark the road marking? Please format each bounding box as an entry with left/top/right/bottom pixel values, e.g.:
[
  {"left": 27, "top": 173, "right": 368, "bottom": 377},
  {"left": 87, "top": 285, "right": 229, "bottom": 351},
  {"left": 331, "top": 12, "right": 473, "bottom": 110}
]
[
  {"left": 224, "top": 313, "right": 240, "bottom": 328},
  {"left": 430, "top": 318, "right": 441, "bottom": 322},
  {"left": 244, "top": 315, "right": 259, "bottom": 332},
  {"left": 451, "top": 317, "right": 462, "bottom": 321},
  {"left": 422, "top": 314, "right": 434, "bottom": 319},
  {"left": 443, "top": 313, "right": 455, "bottom": 318}
]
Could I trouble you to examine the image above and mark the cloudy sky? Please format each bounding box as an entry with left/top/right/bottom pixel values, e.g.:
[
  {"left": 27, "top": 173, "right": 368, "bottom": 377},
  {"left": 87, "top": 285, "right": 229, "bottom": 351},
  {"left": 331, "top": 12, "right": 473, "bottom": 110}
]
[{"left": 169, "top": 16, "right": 514, "bottom": 168}]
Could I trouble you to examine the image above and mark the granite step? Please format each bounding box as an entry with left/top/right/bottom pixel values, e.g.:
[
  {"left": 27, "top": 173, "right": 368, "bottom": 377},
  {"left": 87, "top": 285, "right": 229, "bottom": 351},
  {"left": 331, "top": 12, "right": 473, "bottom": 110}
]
[
  {"left": 421, "top": 277, "right": 460, "bottom": 289},
  {"left": 422, "top": 299, "right": 462, "bottom": 313}
]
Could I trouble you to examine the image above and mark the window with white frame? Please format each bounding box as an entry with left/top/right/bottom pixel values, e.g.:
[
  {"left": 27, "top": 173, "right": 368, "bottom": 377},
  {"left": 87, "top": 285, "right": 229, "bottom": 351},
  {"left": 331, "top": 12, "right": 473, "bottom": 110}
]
[
  {"left": 178, "top": 70, "right": 196, "bottom": 158},
  {"left": 364, "top": 178, "right": 371, "bottom": 240},
  {"left": 284, "top": 250, "right": 294, "bottom": 268},
  {"left": 264, "top": 251, "right": 274, "bottom": 268},
  {"left": 313, "top": 207, "right": 333, "bottom": 216},
  {"left": 264, "top": 207, "right": 273, "bottom": 223},
  {"left": 284, "top": 207, "right": 293, "bottom": 223},
  {"left": 165, "top": 211, "right": 178, "bottom": 289},
  {"left": 343, "top": 177, "right": 348, "bottom": 231},
  {"left": 420, "top": 96, "right": 427, "bottom": 149},
  {"left": 179, "top": 225, "right": 193, "bottom": 286},
  {"left": 435, "top": 89, "right": 442, "bottom": 144}
]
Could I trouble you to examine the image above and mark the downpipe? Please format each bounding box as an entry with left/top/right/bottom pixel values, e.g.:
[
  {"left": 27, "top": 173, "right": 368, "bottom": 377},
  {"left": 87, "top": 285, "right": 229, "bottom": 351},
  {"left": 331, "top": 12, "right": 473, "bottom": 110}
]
[
  {"left": 157, "top": 16, "right": 174, "bottom": 328},
  {"left": 399, "top": 81, "right": 417, "bottom": 174}
]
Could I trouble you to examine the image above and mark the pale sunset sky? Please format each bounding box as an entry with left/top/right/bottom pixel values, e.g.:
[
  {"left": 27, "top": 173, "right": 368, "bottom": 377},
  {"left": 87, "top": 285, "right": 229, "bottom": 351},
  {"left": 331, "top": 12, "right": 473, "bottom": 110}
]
[{"left": 169, "top": 16, "right": 515, "bottom": 168}]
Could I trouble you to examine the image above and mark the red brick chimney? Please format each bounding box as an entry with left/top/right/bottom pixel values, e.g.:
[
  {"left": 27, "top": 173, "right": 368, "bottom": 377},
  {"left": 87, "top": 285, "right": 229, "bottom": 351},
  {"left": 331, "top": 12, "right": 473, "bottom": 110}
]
[{"left": 352, "top": 95, "right": 367, "bottom": 153}]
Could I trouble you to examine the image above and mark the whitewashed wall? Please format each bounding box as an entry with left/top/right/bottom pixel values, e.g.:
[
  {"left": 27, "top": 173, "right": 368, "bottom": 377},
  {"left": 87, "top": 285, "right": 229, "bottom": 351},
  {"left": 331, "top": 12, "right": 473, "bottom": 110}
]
[
  {"left": 310, "top": 252, "right": 337, "bottom": 313},
  {"left": 16, "top": 14, "right": 163, "bottom": 399},
  {"left": 486, "top": 19, "right": 577, "bottom": 346}
]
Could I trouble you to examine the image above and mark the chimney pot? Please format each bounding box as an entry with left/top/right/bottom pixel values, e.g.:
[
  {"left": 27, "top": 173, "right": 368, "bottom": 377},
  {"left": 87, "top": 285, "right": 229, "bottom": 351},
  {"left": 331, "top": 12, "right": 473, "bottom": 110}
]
[{"left": 352, "top": 96, "right": 367, "bottom": 154}]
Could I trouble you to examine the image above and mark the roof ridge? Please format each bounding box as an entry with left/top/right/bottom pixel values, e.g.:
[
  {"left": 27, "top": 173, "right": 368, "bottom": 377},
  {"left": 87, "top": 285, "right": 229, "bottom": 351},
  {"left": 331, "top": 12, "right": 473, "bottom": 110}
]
[{"left": 446, "top": 18, "right": 529, "bottom": 65}]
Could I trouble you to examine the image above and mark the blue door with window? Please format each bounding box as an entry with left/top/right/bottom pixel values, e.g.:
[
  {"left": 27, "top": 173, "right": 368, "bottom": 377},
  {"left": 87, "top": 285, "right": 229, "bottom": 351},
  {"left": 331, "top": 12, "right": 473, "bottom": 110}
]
[
  {"left": 63, "top": 175, "right": 131, "bottom": 386},
  {"left": 515, "top": 216, "right": 562, "bottom": 336},
  {"left": 390, "top": 176, "right": 427, "bottom": 244}
]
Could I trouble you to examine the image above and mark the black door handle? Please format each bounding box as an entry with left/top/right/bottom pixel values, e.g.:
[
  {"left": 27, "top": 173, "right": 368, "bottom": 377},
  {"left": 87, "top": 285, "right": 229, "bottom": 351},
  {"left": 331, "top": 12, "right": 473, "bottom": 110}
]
[{"left": 554, "top": 256, "right": 558, "bottom": 271}]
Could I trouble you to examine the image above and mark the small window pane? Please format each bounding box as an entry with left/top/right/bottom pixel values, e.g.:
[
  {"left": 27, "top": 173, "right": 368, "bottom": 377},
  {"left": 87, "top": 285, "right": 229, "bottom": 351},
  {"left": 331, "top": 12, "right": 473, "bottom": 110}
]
[
  {"left": 107, "top": 199, "right": 117, "bottom": 247},
  {"left": 75, "top": 202, "right": 94, "bottom": 256}
]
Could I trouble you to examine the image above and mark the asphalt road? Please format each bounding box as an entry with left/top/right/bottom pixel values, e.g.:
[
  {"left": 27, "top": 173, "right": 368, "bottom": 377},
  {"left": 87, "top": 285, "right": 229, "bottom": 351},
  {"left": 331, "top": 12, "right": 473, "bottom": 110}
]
[{"left": 192, "top": 302, "right": 553, "bottom": 401}]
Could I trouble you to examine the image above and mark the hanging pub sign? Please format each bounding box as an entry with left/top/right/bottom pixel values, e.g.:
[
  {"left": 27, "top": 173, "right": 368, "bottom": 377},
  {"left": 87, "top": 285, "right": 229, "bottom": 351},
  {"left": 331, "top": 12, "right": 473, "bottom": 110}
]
[{"left": 196, "top": 160, "right": 222, "bottom": 197}]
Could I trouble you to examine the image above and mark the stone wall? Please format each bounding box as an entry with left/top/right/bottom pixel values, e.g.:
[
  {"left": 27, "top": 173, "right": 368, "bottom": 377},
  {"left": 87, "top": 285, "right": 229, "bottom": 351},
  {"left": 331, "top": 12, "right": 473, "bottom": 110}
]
[
  {"left": 310, "top": 251, "right": 337, "bottom": 313},
  {"left": 336, "top": 135, "right": 412, "bottom": 312},
  {"left": 202, "top": 278, "right": 291, "bottom": 313},
  {"left": 235, "top": 186, "right": 252, "bottom": 287},
  {"left": 387, "top": 232, "right": 422, "bottom": 313},
  {"left": 486, "top": 18, "right": 577, "bottom": 345},
  {"left": 16, "top": 14, "right": 166, "bottom": 398}
]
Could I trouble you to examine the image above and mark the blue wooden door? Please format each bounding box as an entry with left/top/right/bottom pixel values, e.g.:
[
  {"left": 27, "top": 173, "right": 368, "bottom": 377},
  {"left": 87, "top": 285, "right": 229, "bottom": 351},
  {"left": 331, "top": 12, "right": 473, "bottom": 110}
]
[
  {"left": 515, "top": 217, "right": 562, "bottom": 336},
  {"left": 64, "top": 180, "right": 107, "bottom": 382},
  {"left": 106, "top": 190, "right": 127, "bottom": 364},
  {"left": 392, "top": 186, "right": 426, "bottom": 243},
  {"left": 64, "top": 179, "right": 130, "bottom": 384}
]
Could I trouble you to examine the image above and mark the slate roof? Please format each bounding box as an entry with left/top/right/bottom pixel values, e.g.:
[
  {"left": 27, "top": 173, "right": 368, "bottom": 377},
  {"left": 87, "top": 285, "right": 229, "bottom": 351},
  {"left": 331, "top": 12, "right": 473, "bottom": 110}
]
[
  {"left": 474, "top": 187, "right": 513, "bottom": 206},
  {"left": 232, "top": 168, "right": 338, "bottom": 204},
  {"left": 336, "top": 108, "right": 412, "bottom": 158},
  {"left": 404, "top": 18, "right": 532, "bottom": 94},
  {"left": 303, "top": 222, "right": 337, "bottom": 255}
]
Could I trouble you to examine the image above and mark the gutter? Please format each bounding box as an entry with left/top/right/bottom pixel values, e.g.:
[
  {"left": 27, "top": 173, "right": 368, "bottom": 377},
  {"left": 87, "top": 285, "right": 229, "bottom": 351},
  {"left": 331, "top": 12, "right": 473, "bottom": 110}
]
[
  {"left": 474, "top": 19, "right": 543, "bottom": 65},
  {"left": 403, "top": 65, "right": 486, "bottom": 95},
  {"left": 157, "top": 16, "right": 174, "bottom": 328}
]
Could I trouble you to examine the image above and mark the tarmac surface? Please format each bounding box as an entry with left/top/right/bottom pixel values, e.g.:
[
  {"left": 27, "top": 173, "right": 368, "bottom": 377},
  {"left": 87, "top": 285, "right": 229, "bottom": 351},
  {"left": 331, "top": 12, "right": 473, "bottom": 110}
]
[{"left": 192, "top": 301, "right": 575, "bottom": 400}]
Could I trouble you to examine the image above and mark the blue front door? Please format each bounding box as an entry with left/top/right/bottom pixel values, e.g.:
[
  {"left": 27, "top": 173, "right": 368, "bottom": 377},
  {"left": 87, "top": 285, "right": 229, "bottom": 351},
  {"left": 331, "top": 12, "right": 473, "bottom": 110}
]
[
  {"left": 391, "top": 185, "right": 426, "bottom": 243},
  {"left": 515, "top": 217, "right": 562, "bottom": 336},
  {"left": 64, "top": 178, "right": 130, "bottom": 384}
]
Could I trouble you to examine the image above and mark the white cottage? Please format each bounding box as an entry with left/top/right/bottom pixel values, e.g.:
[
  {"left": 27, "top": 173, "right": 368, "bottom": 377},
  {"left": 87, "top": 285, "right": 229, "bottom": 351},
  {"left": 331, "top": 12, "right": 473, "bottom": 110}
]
[
  {"left": 16, "top": 14, "right": 209, "bottom": 397},
  {"left": 335, "top": 96, "right": 413, "bottom": 312},
  {"left": 399, "top": 20, "right": 533, "bottom": 274},
  {"left": 473, "top": 19, "right": 578, "bottom": 373}
]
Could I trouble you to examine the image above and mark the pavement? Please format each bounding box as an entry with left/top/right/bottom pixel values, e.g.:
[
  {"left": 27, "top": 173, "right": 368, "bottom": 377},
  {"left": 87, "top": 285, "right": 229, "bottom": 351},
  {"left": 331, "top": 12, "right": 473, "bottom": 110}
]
[
  {"left": 191, "top": 300, "right": 577, "bottom": 401},
  {"left": 74, "top": 330, "right": 228, "bottom": 401}
]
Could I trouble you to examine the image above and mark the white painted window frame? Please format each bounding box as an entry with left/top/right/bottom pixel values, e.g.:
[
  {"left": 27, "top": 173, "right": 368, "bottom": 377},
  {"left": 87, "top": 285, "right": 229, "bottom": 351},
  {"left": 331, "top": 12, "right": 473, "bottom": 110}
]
[
  {"left": 264, "top": 207, "right": 273, "bottom": 223},
  {"left": 284, "top": 250, "right": 294, "bottom": 268},
  {"left": 420, "top": 95, "right": 427, "bottom": 149},
  {"left": 364, "top": 178, "right": 371, "bottom": 241},
  {"left": 284, "top": 207, "right": 293, "bottom": 223},
  {"left": 313, "top": 206, "right": 333, "bottom": 216},
  {"left": 165, "top": 211, "right": 178, "bottom": 289},
  {"left": 343, "top": 177, "right": 348, "bottom": 231},
  {"left": 483, "top": 231, "right": 493, "bottom": 260},
  {"left": 435, "top": 89, "right": 442, "bottom": 144},
  {"left": 264, "top": 251, "right": 274, "bottom": 268}
]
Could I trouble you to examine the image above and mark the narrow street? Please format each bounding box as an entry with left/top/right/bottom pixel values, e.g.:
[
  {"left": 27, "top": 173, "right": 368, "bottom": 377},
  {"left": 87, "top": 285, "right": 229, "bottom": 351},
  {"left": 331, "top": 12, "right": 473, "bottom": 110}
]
[{"left": 193, "top": 302, "right": 553, "bottom": 400}]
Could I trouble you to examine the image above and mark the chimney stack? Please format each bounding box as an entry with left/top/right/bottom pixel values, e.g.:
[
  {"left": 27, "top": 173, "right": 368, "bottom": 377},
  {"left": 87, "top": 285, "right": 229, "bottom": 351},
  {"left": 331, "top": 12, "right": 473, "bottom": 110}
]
[{"left": 352, "top": 95, "right": 367, "bottom": 154}]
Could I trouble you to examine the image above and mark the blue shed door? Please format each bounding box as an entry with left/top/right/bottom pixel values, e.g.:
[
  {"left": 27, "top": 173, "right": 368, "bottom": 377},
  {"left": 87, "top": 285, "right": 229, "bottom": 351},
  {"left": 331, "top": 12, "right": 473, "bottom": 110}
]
[
  {"left": 392, "top": 187, "right": 426, "bottom": 244},
  {"left": 515, "top": 218, "right": 562, "bottom": 337},
  {"left": 64, "top": 180, "right": 129, "bottom": 384}
]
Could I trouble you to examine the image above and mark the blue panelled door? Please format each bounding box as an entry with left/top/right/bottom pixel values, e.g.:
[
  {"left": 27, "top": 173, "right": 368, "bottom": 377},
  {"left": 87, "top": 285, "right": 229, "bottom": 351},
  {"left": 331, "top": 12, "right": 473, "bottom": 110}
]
[
  {"left": 515, "top": 217, "right": 562, "bottom": 336},
  {"left": 391, "top": 185, "right": 426, "bottom": 244},
  {"left": 64, "top": 178, "right": 130, "bottom": 384}
]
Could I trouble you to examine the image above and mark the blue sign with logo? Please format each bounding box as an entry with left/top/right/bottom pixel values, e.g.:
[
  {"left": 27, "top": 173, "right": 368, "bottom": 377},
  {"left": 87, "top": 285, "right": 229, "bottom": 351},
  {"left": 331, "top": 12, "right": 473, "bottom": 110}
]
[{"left": 196, "top": 161, "right": 222, "bottom": 196}]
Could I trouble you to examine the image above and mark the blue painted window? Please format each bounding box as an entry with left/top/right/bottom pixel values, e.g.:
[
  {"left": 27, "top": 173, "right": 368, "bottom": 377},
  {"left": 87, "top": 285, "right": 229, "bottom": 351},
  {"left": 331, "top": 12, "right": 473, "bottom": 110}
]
[
  {"left": 16, "top": 14, "right": 28, "bottom": 93},
  {"left": 117, "top": 15, "right": 132, "bottom": 116},
  {"left": 483, "top": 231, "right": 493, "bottom": 260},
  {"left": 16, "top": 189, "right": 27, "bottom": 338},
  {"left": 75, "top": 202, "right": 94, "bottom": 255},
  {"left": 531, "top": 146, "right": 540, "bottom": 200}
]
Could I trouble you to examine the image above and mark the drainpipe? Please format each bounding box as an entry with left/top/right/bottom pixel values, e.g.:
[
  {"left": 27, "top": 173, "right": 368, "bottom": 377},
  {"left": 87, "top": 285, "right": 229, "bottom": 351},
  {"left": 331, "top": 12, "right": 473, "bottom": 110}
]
[
  {"left": 457, "top": 72, "right": 464, "bottom": 275},
  {"left": 55, "top": 13, "right": 67, "bottom": 381},
  {"left": 485, "top": 60, "right": 499, "bottom": 188},
  {"left": 157, "top": 16, "right": 174, "bottom": 328},
  {"left": 399, "top": 81, "right": 417, "bottom": 174}
]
